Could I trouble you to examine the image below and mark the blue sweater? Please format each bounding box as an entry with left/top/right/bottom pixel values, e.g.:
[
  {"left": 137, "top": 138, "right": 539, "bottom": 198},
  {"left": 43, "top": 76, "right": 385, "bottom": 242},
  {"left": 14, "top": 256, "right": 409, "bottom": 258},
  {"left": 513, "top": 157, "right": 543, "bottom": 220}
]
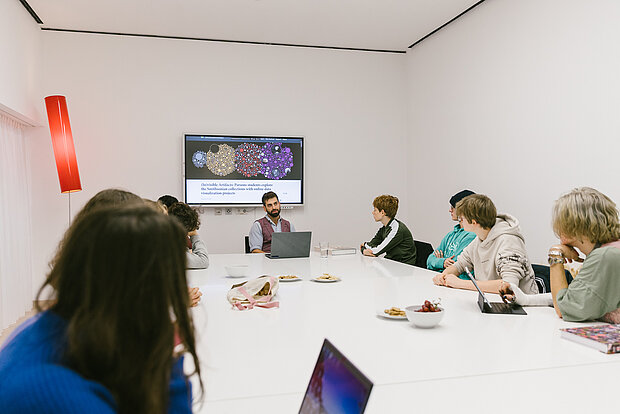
[
  {"left": 426, "top": 224, "right": 476, "bottom": 279},
  {"left": 0, "top": 311, "right": 192, "bottom": 414}
]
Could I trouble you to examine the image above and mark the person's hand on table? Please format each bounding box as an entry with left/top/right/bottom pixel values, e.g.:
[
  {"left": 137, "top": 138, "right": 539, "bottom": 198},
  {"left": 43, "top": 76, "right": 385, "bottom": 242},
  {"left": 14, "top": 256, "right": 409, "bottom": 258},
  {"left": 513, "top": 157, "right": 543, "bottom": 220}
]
[
  {"left": 433, "top": 272, "right": 447, "bottom": 286},
  {"left": 444, "top": 274, "right": 464, "bottom": 288},
  {"left": 443, "top": 255, "right": 455, "bottom": 268},
  {"left": 188, "top": 287, "right": 202, "bottom": 307},
  {"left": 433, "top": 250, "right": 444, "bottom": 258},
  {"left": 499, "top": 281, "right": 515, "bottom": 303},
  {"left": 362, "top": 249, "right": 376, "bottom": 257}
]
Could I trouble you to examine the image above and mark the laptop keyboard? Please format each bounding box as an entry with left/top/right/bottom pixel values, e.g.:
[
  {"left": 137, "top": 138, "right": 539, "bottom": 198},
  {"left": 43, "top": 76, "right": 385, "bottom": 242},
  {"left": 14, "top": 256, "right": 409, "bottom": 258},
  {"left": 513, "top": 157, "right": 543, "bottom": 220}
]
[{"left": 491, "top": 302, "right": 514, "bottom": 312}]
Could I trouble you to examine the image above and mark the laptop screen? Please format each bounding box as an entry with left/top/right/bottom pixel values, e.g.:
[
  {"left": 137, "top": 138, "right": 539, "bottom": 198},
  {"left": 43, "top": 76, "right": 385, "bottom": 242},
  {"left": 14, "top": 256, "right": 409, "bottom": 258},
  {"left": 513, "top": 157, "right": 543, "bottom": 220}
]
[{"left": 299, "top": 339, "right": 373, "bottom": 414}]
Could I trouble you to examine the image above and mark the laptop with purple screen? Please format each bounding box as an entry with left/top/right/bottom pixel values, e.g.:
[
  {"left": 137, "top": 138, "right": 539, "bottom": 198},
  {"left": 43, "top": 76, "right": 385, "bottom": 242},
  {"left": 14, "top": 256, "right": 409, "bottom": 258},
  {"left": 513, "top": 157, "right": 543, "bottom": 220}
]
[{"left": 299, "top": 339, "right": 373, "bottom": 414}]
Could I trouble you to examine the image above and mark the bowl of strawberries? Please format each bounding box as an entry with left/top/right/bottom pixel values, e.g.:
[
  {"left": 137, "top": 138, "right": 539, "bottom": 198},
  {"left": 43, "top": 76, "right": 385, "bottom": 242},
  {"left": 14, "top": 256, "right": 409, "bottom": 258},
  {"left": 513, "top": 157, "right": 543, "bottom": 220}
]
[{"left": 405, "top": 300, "right": 444, "bottom": 328}]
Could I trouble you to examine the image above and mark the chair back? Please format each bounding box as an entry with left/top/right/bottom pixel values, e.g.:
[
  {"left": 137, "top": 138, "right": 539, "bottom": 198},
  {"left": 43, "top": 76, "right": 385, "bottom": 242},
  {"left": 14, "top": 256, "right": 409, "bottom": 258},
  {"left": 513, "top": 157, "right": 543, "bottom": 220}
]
[
  {"left": 532, "top": 264, "right": 573, "bottom": 293},
  {"left": 413, "top": 240, "right": 434, "bottom": 269}
]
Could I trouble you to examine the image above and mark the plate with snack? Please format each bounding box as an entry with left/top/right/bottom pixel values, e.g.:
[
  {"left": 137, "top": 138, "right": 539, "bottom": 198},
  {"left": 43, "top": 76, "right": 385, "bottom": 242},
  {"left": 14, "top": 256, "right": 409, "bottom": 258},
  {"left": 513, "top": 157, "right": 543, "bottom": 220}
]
[
  {"left": 278, "top": 275, "right": 302, "bottom": 282},
  {"left": 311, "top": 273, "right": 341, "bottom": 283},
  {"left": 378, "top": 306, "right": 408, "bottom": 320}
]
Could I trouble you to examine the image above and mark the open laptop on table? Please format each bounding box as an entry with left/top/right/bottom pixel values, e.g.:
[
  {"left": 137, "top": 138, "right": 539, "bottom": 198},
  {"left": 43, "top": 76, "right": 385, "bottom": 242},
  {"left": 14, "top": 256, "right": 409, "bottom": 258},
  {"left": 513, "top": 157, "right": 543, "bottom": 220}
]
[
  {"left": 465, "top": 267, "right": 527, "bottom": 315},
  {"left": 299, "top": 338, "right": 373, "bottom": 414},
  {"left": 265, "top": 231, "right": 312, "bottom": 259}
]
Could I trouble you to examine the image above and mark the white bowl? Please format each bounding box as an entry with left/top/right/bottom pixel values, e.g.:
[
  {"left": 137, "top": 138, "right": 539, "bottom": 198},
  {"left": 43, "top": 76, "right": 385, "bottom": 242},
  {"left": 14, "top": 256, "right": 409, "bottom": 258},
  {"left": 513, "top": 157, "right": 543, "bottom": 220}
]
[
  {"left": 405, "top": 305, "right": 444, "bottom": 328},
  {"left": 225, "top": 265, "right": 249, "bottom": 278}
]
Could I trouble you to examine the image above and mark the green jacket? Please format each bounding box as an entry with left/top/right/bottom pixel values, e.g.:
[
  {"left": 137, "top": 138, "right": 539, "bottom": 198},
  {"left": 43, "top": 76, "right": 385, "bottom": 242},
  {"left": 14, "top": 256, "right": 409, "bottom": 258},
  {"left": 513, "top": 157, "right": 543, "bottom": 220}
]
[
  {"left": 426, "top": 224, "right": 476, "bottom": 279},
  {"left": 557, "top": 242, "right": 620, "bottom": 322},
  {"left": 365, "top": 218, "right": 416, "bottom": 266}
]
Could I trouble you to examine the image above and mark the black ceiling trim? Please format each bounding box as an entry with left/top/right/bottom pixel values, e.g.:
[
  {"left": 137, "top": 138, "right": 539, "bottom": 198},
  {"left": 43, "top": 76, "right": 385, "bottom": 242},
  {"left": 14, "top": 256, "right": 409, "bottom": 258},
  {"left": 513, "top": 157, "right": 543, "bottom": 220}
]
[
  {"left": 41, "top": 28, "right": 407, "bottom": 54},
  {"left": 408, "top": 0, "right": 487, "bottom": 49},
  {"left": 19, "top": 0, "right": 43, "bottom": 24}
]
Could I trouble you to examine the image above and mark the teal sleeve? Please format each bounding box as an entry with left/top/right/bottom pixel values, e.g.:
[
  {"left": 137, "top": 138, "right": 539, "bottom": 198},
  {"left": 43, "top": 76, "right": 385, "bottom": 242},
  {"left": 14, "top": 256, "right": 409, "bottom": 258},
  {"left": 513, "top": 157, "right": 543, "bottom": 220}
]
[
  {"left": 426, "top": 234, "right": 448, "bottom": 271},
  {"left": 426, "top": 254, "right": 443, "bottom": 271},
  {"left": 452, "top": 232, "right": 476, "bottom": 259}
]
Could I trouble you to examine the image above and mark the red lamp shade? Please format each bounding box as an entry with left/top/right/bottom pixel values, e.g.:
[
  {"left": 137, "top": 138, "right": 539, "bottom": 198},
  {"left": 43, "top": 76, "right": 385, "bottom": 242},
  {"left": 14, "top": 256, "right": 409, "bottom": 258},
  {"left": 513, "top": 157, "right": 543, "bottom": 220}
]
[{"left": 45, "top": 95, "right": 82, "bottom": 193}]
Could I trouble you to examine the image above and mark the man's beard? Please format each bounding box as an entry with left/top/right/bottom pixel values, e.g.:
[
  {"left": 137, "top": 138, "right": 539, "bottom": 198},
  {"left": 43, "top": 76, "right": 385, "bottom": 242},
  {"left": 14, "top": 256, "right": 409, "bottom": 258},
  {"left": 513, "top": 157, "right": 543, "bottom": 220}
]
[{"left": 267, "top": 209, "right": 280, "bottom": 218}]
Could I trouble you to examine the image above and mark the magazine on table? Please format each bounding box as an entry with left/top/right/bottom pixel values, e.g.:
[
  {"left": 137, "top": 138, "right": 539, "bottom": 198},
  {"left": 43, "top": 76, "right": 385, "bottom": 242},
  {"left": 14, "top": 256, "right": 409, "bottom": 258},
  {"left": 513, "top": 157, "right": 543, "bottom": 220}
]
[{"left": 560, "top": 324, "right": 620, "bottom": 354}]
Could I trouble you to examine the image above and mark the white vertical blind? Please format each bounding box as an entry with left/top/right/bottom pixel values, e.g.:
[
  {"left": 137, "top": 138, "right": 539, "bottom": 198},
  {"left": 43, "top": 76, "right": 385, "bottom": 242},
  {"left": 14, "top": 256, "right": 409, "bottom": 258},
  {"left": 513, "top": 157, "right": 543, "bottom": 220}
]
[{"left": 0, "top": 112, "right": 33, "bottom": 331}]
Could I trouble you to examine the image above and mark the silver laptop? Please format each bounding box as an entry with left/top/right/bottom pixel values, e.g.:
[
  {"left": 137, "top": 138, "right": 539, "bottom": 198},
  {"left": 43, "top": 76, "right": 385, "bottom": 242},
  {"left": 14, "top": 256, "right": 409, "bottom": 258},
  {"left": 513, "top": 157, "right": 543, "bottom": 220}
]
[
  {"left": 265, "top": 231, "right": 312, "bottom": 259},
  {"left": 465, "top": 268, "right": 527, "bottom": 315}
]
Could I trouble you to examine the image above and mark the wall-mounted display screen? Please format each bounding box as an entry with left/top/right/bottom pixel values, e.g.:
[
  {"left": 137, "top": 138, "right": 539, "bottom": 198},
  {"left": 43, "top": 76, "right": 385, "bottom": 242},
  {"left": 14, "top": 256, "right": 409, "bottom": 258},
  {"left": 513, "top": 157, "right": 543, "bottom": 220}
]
[{"left": 184, "top": 134, "right": 304, "bottom": 206}]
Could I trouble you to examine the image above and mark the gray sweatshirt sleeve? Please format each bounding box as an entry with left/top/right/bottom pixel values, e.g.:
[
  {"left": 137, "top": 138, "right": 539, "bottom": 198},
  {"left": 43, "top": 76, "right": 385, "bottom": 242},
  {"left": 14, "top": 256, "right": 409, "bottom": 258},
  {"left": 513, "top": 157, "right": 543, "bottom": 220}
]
[
  {"left": 494, "top": 238, "right": 535, "bottom": 292},
  {"left": 187, "top": 234, "right": 209, "bottom": 269}
]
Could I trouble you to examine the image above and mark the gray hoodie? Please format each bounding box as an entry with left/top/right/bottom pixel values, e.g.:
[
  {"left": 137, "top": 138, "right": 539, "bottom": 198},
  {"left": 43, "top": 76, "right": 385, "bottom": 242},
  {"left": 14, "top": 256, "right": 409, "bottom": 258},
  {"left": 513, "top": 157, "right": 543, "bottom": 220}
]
[{"left": 454, "top": 214, "right": 538, "bottom": 294}]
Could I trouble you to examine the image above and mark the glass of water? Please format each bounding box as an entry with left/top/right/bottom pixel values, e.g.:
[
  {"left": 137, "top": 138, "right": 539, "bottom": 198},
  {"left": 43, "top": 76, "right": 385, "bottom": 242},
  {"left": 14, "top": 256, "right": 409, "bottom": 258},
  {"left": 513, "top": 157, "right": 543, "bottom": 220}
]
[{"left": 319, "top": 241, "right": 329, "bottom": 258}]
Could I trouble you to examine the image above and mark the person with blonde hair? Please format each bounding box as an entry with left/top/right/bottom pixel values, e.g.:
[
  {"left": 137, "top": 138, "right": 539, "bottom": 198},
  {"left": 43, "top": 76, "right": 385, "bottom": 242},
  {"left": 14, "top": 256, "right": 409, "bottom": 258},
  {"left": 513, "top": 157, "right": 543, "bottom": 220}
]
[
  {"left": 360, "top": 195, "right": 416, "bottom": 265},
  {"left": 500, "top": 187, "right": 620, "bottom": 322}
]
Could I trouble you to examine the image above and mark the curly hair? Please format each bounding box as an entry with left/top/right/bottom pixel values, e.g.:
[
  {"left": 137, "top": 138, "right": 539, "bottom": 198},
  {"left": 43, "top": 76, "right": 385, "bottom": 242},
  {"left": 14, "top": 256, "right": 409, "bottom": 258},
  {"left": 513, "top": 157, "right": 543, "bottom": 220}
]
[
  {"left": 167, "top": 203, "right": 200, "bottom": 232},
  {"left": 552, "top": 187, "right": 620, "bottom": 244}
]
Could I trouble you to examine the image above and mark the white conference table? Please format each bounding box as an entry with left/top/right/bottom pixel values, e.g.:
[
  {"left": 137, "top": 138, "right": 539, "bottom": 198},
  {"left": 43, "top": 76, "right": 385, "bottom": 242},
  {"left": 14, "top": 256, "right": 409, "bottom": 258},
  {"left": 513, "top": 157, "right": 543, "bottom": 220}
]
[{"left": 186, "top": 253, "right": 620, "bottom": 413}]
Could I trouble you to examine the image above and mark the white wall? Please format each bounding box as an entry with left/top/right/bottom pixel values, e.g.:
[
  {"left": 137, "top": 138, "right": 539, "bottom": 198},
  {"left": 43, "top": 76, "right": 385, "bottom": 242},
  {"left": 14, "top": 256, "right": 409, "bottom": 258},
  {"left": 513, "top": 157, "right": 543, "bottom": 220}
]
[
  {"left": 0, "top": 0, "right": 44, "bottom": 304},
  {"left": 0, "top": 0, "right": 42, "bottom": 123},
  {"left": 406, "top": 0, "right": 620, "bottom": 264},
  {"left": 32, "top": 31, "right": 409, "bottom": 289}
]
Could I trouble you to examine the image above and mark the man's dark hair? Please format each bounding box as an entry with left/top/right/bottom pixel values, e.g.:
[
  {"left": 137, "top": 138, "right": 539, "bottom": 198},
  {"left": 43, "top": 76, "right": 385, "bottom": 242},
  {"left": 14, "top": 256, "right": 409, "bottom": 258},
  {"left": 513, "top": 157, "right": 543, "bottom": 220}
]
[
  {"left": 168, "top": 202, "right": 200, "bottom": 232},
  {"left": 262, "top": 191, "right": 279, "bottom": 206},
  {"left": 158, "top": 195, "right": 179, "bottom": 209}
]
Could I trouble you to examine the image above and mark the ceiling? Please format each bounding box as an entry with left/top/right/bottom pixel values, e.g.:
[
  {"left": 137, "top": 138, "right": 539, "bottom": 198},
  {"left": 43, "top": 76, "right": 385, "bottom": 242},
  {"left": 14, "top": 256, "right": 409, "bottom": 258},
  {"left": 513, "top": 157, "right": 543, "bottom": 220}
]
[{"left": 25, "top": 0, "right": 483, "bottom": 52}]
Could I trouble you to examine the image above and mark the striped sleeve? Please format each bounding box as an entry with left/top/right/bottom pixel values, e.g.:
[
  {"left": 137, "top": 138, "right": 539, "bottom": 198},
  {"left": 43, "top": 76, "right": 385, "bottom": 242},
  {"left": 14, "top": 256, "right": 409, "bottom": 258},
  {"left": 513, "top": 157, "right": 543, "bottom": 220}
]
[{"left": 370, "top": 220, "right": 400, "bottom": 256}]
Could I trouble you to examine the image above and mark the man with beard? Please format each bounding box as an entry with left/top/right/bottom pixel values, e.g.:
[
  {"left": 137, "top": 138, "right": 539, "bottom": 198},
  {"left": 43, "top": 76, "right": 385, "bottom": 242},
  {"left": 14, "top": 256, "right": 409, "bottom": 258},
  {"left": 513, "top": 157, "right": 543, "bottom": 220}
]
[{"left": 249, "top": 191, "right": 296, "bottom": 253}]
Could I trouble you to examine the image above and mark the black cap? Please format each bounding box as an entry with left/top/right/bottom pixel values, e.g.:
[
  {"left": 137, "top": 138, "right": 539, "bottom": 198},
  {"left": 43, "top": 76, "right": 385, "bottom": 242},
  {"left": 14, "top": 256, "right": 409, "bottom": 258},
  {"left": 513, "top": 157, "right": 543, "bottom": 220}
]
[{"left": 450, "top": 190, "right": 475, "bottom": 208}]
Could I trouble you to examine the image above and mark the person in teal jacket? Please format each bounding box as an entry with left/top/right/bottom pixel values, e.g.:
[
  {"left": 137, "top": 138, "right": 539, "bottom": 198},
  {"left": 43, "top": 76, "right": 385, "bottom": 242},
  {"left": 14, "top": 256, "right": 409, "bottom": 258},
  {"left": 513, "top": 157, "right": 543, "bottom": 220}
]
[{"left": 427, "top": 190, "right": 476, "bottom": 279}]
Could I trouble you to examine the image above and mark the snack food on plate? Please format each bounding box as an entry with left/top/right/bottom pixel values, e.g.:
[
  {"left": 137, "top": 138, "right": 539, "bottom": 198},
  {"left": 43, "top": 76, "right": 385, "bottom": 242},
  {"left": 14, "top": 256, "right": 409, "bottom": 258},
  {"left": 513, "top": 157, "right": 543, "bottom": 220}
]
[
  {"left": 278, "top": 275, "right": 299, "bottom": 280},
  {"left": 384, "top": 307, "right": 406, "bottom": 317},
  {"left": 316, "top": 273, "right": 338, "bottom": 281}
]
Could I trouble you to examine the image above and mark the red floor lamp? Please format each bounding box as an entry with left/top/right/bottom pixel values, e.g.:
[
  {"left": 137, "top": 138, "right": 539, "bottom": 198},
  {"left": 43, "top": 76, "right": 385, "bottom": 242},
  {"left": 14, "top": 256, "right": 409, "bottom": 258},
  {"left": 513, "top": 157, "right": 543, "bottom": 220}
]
[{"left": 45, "top": 95, "right": 82, "bottom": 223}]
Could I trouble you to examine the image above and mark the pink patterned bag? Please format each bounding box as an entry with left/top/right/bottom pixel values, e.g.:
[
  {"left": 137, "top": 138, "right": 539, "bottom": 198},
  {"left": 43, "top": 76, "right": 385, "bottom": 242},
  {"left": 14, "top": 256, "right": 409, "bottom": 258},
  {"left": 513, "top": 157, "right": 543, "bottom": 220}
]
[{"left": 227, "top": 275, "right": 280, "bottom": 310}]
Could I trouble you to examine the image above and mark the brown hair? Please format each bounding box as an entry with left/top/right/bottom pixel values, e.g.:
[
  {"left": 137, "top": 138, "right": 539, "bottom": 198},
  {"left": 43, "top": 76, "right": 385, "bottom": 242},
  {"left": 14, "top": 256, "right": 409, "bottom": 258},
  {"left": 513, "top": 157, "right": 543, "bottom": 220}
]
[
  {"left": 373, "top": 195, "right": 399, "bottom": 218},
  {"left": 74, "top": 188, "right": 143, "bottom": 222},
  {"left": 50, "top": 189, "right": 144, "bottom": 285},
  {"left": 168, "top": 202, "right": 200, "bottom": 232},
  {"left": 144, "top": 199, "right": 168, "bottom": 214},
  {"left": 455, "top": 194, "right": 497, "bottom": 229},
  {"left": 552, "top": 187, "right": 620, "bottom": 244},
  {"left": 37, "top": 205, "right": 203, "bottom": 414}
]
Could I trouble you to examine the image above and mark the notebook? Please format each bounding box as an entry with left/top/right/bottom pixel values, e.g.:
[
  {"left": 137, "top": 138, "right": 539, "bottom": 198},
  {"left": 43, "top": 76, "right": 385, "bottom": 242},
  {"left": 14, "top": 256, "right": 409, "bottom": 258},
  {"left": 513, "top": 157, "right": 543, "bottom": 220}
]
[
  {"left": 560, "top": 324, "right": 620, "bottom": 354},
  {"left": 266, "top": 231, "right": 312, "bottom": 259},
  {"left": 465, "top": 267, "right": 527, "bottom": 315},
  {"left": 299, "top": 339, "right": 373, "bottom": 414}
]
